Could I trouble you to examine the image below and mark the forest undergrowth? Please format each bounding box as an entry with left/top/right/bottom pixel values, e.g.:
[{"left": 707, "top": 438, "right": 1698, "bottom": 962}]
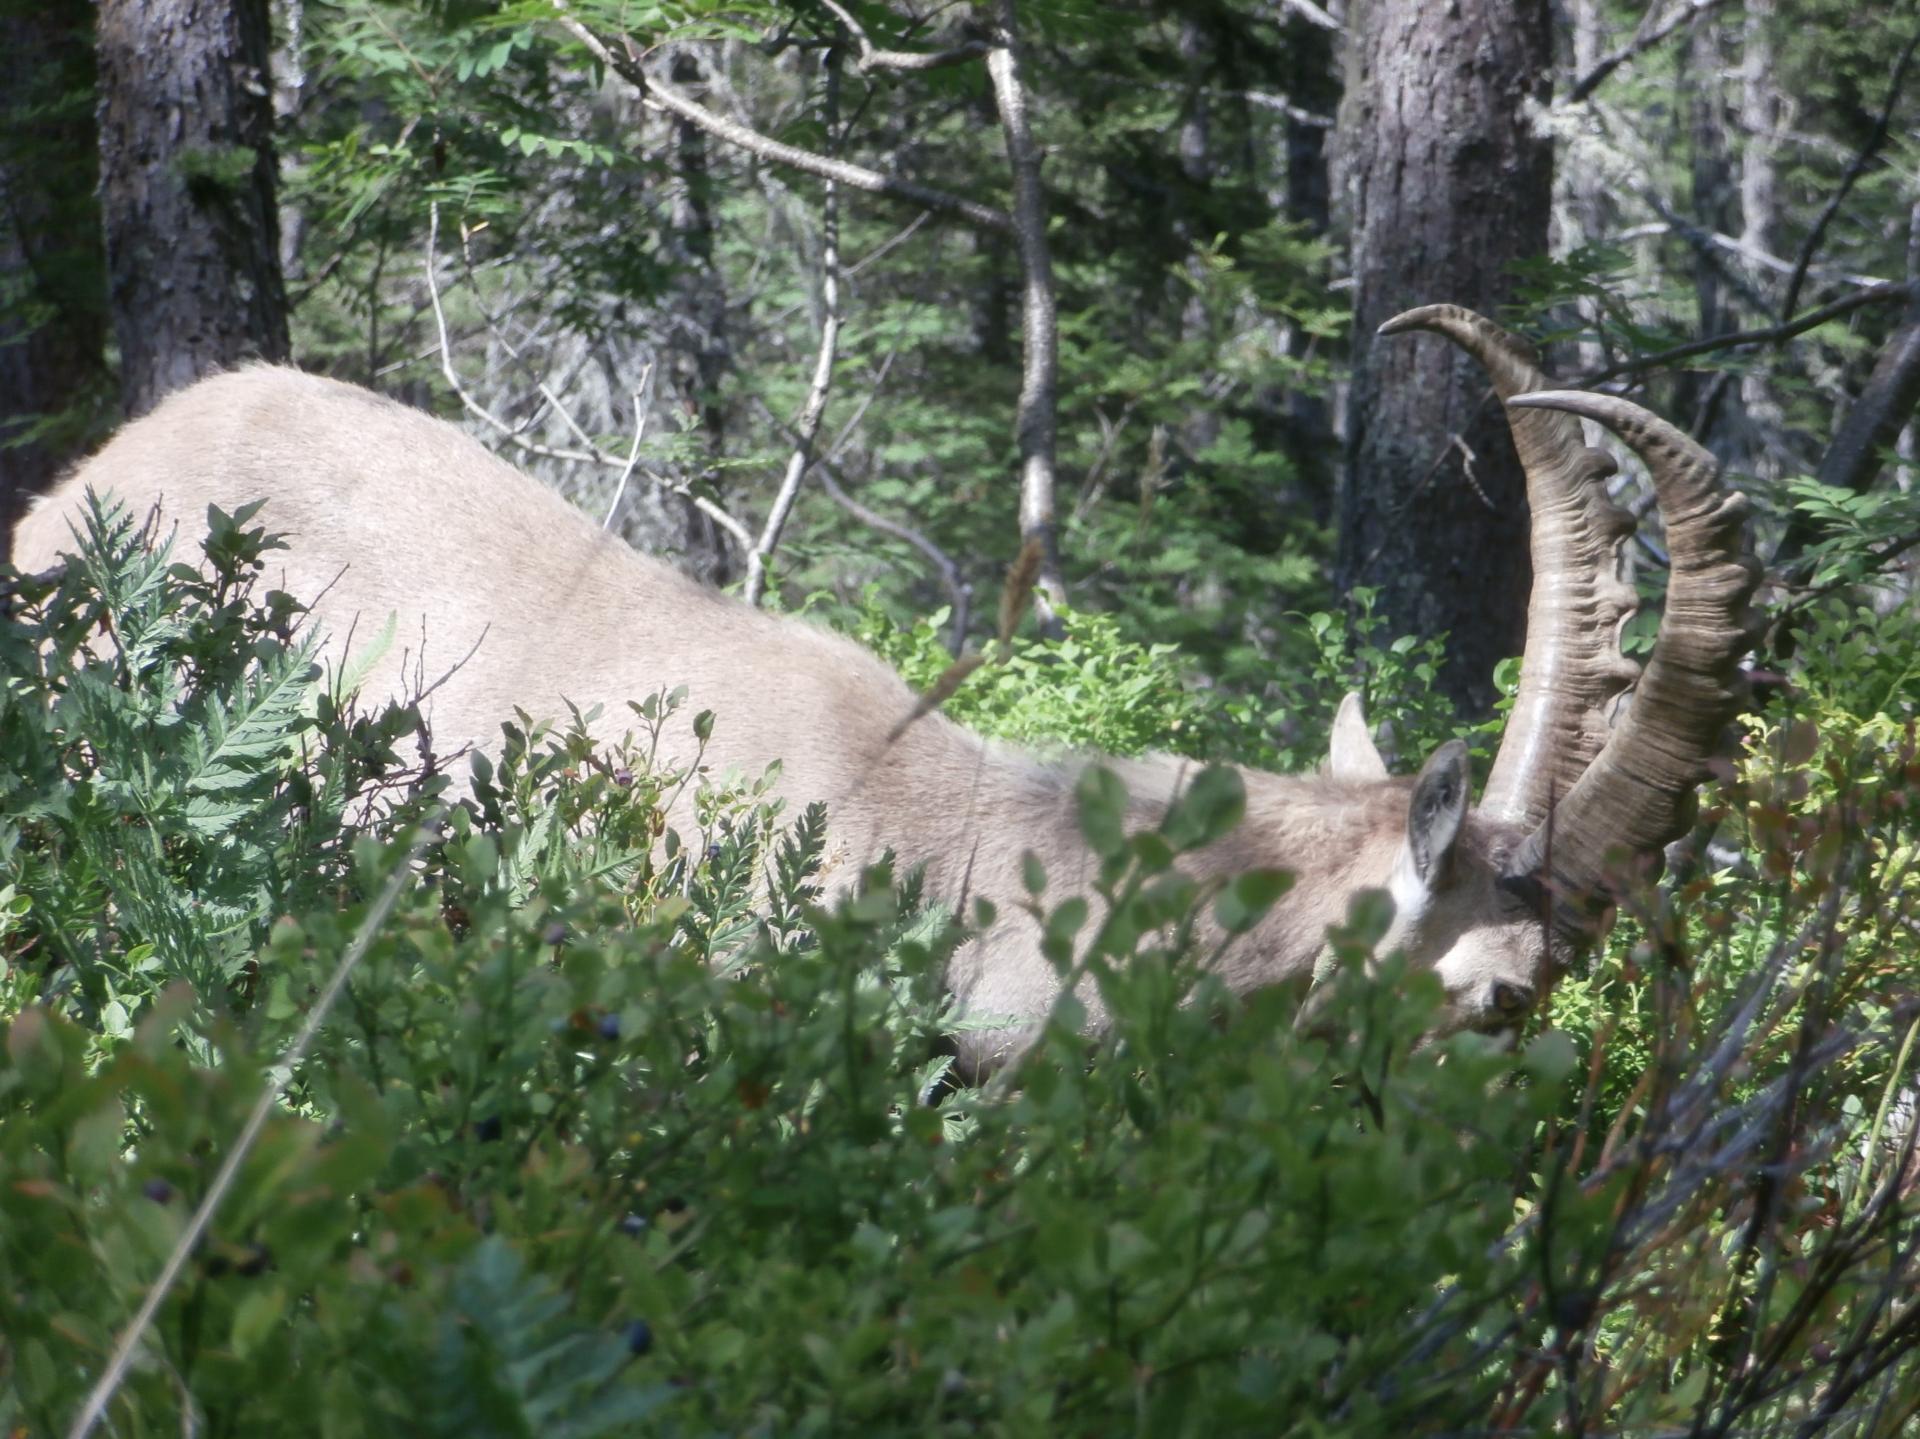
[{"left": 1, "top": 491, "right": 1916, "bottom": 1436}]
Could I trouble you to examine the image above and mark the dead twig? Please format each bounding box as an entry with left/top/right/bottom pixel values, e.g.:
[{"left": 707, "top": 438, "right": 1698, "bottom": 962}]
[
  {"left": 552, "top": 5, "right": 1012, "bottom": 234},
  {"left": 746, "top": 388, "right": 973, "bottom": 652},
  {"left": 1568, "top": 0, "right": 1734, "bottom": 104},
  {"left": 745, "top": 53, "right": 843, "bottom": 606},
  {"left": 1780, "top": 23, "right": 1920, "bottom": 322},
  {"left": 817, "top": 0, "right": 990, "bottom": 73},
  {"left": 1576, "top": 282, "right": 1913, "bottom": 387},
  {"left": 424, "top": 203, "right": 753, "bottom": 554},
  {"left": 602, "top": 362, "right": 657, "bottom": 531},
  {"left": 986, "top": 0, "right": 1068, "bottom": 632}
]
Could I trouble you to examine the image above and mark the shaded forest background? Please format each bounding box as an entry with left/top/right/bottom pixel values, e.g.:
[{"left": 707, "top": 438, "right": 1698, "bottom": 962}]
[{"left": 5, "top": 0, "right": 1917, "bottom": 718}]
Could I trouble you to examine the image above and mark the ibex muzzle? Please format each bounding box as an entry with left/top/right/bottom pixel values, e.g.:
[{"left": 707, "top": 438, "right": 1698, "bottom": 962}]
[{"left": 12, "top": 306, "right": 1758, "bottom": 1072}]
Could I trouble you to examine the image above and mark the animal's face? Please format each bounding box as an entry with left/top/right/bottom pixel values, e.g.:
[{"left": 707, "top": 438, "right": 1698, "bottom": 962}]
[
  {"left": 1320, "top": 699, "right": 1555, "bottom": 1037},
  {"left": 1379, "top": 819, "right": 1553, "bottom": 1035}
]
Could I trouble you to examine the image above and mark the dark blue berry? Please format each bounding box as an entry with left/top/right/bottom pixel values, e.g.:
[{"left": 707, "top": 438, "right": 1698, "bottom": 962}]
[
  {"left": 704, "top": 843, "right": 723, "bottom": 864},
  {"left": 474, "top": 1115, "right": 503, "bottom": 1143},
  {"left": 618, "top": 1213, "right": 648, "bottom": 1238},
  {"left": 542, "top": 921, "right": 568, "bottom": 946},
  {"left": 624, "top": 1319, "right": 653, "bottom": 1356},
  {"left": 142, "top": 1177, "right": 175, "bottom": 1204},
  {"left": 598, "top": 1012, "right": 621, "bottom": 1042}
]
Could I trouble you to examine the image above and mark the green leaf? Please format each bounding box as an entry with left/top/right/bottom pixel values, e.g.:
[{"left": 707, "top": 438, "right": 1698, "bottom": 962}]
[
  {"left": 230, "top": 1284, "right": 289, "bottom": 1360},
  {"left": 1161, "top": 766, "right": 1245, "bottom": 851},
  {"left": 1075, "top": 765, "right": 1130, "bottom": 857},
  {"left": 1213, "top": 868, "right": 1293, "bottom": 934}
]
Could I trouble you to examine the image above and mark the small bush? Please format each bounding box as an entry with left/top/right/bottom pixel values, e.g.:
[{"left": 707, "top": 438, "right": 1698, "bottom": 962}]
[{"left": 1, "top": 502, "right": 1916, "bottom": 1435}]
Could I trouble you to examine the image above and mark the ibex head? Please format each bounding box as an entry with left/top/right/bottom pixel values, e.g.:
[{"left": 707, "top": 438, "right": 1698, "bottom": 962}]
[
  {"left": 1311, "top": 709, "right": 1548, "bottom": 1033},
  {"left": 1270, "top": 305, "right": 1761, "bottom": 1037}
]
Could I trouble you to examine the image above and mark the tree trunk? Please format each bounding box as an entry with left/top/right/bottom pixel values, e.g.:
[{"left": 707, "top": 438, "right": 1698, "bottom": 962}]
[
  {"left": 1678, "top": 19, "right": 1740, "bottom": 449},
  {"left": 1279, "top": 8, "right": 1337, "bottom": 527},
  {"left": 1173, "top": 17, "right": 1222, "bottom": 461},
  {"left": 663, "top": 48, "right": 738, "bottom": 584},
  {"left": 1338, "top": 0, "right": 1554, "bottom": 715},
  {"left": 96, "top": 0, "right": 288, "bottom": 418},
  {"left": 1562, "top": 0, "right": 1613, "bottom": 377},
  {"left": 0, "top": 0, "right": 109, "bottom": 541}
]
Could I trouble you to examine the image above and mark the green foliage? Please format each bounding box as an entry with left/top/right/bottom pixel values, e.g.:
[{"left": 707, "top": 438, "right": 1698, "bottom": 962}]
[
  {"left": 5, "top": 512, "right": 1920, "bottom": 1435},
  {"left": 855, "top": 596, "right": 1216, "bottom": 756},
  {"left": 1, "top": 496, "right": 426, "bottom": 1040},
  {"left": 1222, "top": 586, "right": 1469, "bottom": 774},
  {"left": 1544, "top": 448, "right": 1920, "bottom": 1186},
  {"left": 1783, "top": 475, "right": 1920, "bottom": 589},
  {"left": 282, "top": 0, "right": 1346, "bottom": 710}
]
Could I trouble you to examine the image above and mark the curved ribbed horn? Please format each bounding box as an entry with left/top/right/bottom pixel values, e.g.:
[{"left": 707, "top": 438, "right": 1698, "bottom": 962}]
[
  {"left": 1378, "top": 305, "right": 1639, "bottom": 828},
  {"left": 1504, "top": 391, "right": 1760, "bottom": 915}
]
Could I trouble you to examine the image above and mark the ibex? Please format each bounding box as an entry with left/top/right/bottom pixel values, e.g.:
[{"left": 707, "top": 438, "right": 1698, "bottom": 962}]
[{"left": 13, "top": 306, "right": 1758, "bottom": 1071}]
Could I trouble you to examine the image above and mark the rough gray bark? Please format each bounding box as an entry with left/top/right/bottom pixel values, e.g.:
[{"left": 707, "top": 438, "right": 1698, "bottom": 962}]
[
  {"left": 0, "top": 0, "right": 108, "bottom": 540},
  {"left": 1738, "top": 0, "right": 1778, "bottom": 278},
  {"left": 1562, "top": 0, "right": 1614, "bottom": 378},
  {"left": 96, "top": 0, "right": 288, "bottom": 418},
  {"left": 1678, "top": 20, "right": 1742, "bottom": 449},
  {"left": 664, "top": 48, "right": 738, "bottom": 584},
  {"left": 1172, "top": 17, "right": 1222, "bottom": 461},
  {"left": 1338, "top": 0, "right": 1555, "bottom": 714},
  {"left": 1816, "top": 286, "right": 1920, "bottom": 498},
  {"left": 1279, "top": 7, "right": 1337, "bottom": 526}
]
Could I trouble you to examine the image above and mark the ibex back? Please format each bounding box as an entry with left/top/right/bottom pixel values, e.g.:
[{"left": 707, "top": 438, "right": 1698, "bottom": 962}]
[{"left": 13, "top": 307, "right": 1760, "bottom": 1071}]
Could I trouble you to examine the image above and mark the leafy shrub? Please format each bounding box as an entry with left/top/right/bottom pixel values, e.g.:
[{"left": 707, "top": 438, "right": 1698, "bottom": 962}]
[
  {"left": 0, "top": 495, "right": 427, "bottom": 1041},
  {"left": 856, "top": 596, "right": 1215, "bottom": 756},
  {"left": 2, "top": 501, "right": 1917, "bottom": 1436}
]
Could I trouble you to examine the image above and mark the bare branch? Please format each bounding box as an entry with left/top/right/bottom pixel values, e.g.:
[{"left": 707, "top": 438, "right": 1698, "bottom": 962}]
[
  {"left": 847, "top": 210, "right": 932, "bottom": 278},
  {"left": 1577, "top": 282, "right": 1913, "bottom": 387},
  {"left": 425, "top": 203, "right": 753, "bottom": 555},
  {"left": 1600, "top": 222, "right": 1885, "bottom": 289},
  {"left": 552, "top": 5, "right": 1012, "bottom": 233},
  {"left": 1136, "top": 80, "right": 1332, "bottom": 127},
  {"left": 1780, "top": 22, "right": 1920, "bottom": 321},
  {"left": 1630, "top": 177, "right": 1776, "bottom": 315},
  {"left": 986, "top": 0, "right": 1068, "bottom": 630},
  {"left": 745, "top": 57, "right": 843, "bottom": 608},
  {"left": 818, "top": 0, "right": 990, "bottom": 72},
  {"left": 826, "top": 468, "right": 973, "bottom": 649},
  {"left": 1276, "top": 0, "right": 1341, "bottom": 31},
  {"left": 425, "top": 204, "right": 611, "bottom": 468},
  {"left": 1815, "top": 292, "right": 1920, "bottom": 495},
  {"left": 750, "top": 392, "right": 974, "bottom": 651},
  {"left": 1568, "top": 0, "right": 1734, "bottom": 104},
  {"left": 601, "top": 362, "right": 655, "bottom": 530}
]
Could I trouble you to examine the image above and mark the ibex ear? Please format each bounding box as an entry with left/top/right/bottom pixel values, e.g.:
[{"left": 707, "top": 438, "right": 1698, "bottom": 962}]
[
  {"left": 1404, "top": 739, "right": 1470, "bottom": 885},
  {"left": 1327, "top": 692, "right": 1389, "bottom": 781}
]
